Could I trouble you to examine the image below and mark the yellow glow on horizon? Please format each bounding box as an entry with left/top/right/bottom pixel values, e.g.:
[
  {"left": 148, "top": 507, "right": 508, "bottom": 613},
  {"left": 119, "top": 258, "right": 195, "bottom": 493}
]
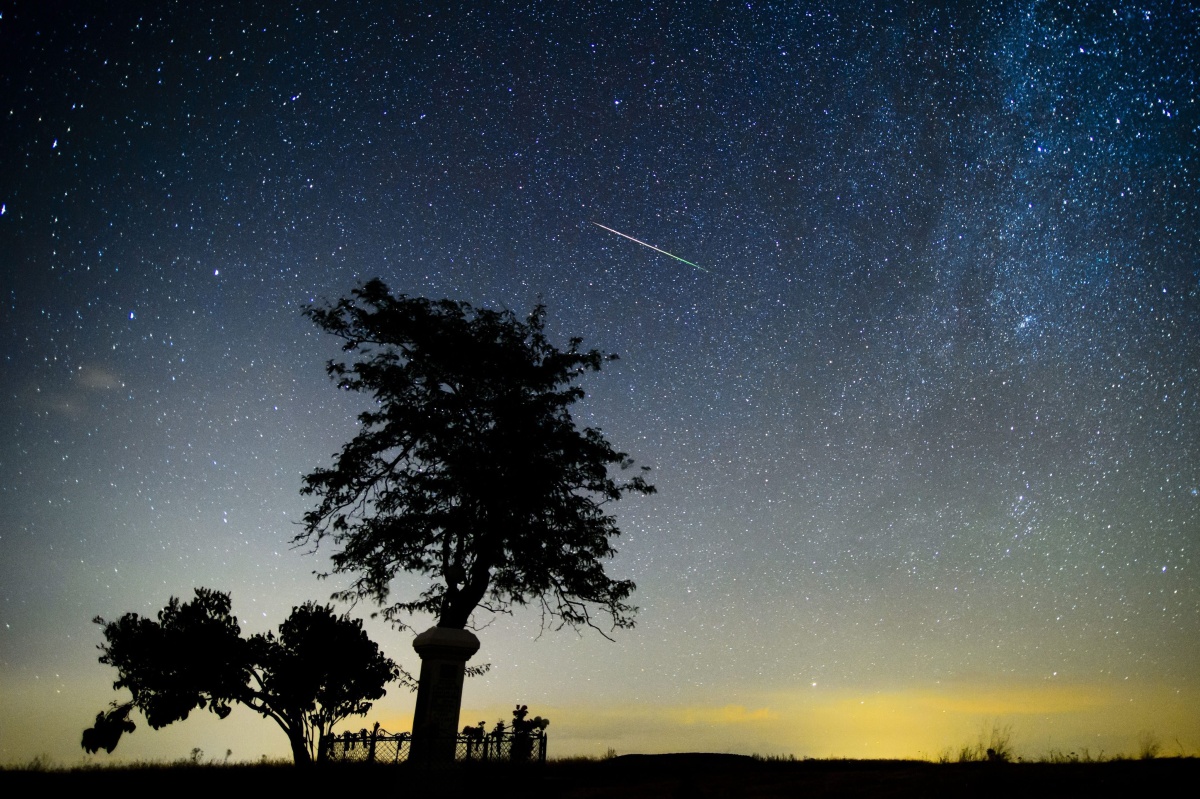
[
  {"left": 5, "top": 675, "right": 1196, "bottom": 766},
  {"left": 669, "top": 704, "right": 779, "bottom": 726},
  {"left": 457, "top": 678, "right": 1200, "bottom": 760}
]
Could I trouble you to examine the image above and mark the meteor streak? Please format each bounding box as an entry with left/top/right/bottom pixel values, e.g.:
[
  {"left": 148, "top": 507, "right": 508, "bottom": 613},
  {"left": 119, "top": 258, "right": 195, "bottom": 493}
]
[{"left": 591, "top": 221, "right": 707, "bottom": 272}]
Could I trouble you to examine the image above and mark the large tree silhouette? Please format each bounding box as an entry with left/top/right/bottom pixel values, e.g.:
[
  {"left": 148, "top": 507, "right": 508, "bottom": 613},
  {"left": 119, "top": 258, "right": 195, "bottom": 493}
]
[
  {"left": 298, "top": 279, "right": 654, "bottom": 634},
  {"left": 83, "top": 588, "right": 401, "bottom": 764}
]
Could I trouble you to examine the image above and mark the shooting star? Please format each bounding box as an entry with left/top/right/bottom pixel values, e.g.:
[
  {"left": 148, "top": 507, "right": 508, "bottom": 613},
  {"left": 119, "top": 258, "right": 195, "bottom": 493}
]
[{"left": 591, "top": 221, "right": 708, "bottom": 272}]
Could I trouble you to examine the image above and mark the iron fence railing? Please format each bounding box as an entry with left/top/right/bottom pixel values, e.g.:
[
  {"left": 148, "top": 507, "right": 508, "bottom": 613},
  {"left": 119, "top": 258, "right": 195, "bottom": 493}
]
[
  {"left": 322, "top": 729, "right": 546, "bottom": 764},
  {"left": 456, "top": 730, "right": 547, "bottom": 763},
  {"left": 322, "top": 728, "right": 411, "bottom": 764}
]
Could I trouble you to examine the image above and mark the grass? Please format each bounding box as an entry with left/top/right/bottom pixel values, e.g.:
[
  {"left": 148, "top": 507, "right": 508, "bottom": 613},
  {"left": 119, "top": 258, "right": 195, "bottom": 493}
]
[
  {"left": 1137, "top": 730, "right": 1162, "bottom": 760},
  {"left": 9, "top": 729, "right": 1194, "bottom": 775},
  {"left": 5, "top": 751, "right": 1197, "bottom": 799},
  {"left": 939, "top": 721, "right": 1015, "bottom": 763},
  {"left": 1, "top": 755, "right": 295, "bottom": 773}
]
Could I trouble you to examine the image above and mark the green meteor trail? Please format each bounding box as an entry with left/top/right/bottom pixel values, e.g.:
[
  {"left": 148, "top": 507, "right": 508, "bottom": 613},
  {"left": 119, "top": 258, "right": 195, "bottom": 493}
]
[{"left": 591, "top": 221, "right": 708, "bottom": 272}]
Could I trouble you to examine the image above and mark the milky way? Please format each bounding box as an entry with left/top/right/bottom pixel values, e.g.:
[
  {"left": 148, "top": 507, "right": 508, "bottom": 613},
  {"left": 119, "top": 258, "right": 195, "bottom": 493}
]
[{"left": 1, "top": 1, "right": 1196, "bottom": 762}]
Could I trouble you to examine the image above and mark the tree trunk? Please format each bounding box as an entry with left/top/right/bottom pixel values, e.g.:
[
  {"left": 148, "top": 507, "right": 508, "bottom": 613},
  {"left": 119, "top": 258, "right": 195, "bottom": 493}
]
[{"left": 288, "top": 729, "right": 313, "bottom": 766}]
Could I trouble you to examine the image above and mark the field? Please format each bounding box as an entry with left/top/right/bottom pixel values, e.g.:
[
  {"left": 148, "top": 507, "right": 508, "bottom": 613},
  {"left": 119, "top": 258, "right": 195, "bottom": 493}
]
[{"left": 3, "top": 753, "right": 1196, "bottom": 798}]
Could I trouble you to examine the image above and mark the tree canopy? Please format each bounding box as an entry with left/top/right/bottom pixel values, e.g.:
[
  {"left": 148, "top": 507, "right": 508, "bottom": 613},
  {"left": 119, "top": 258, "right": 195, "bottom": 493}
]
[
  {"left": 84, "top": 588, "right": 402, "bottom": 764},
  {"left": 249, "top": 599, "right": 401, "bottom": 762},
  {"left": 298, "top": 279, "right": 654, "bottom": 634}
]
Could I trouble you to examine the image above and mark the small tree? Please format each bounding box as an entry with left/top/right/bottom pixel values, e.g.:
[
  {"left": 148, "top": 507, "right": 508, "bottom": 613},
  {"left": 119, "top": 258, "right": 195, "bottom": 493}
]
[
  {"left": 249, "top": 600, "right": 401, "bottom": 762},
  {"left": 298, "top": 279, "right": 654, "bottom": 634},
  {"left": 83, "top": 588, "right": 402, "bottom": 764}
]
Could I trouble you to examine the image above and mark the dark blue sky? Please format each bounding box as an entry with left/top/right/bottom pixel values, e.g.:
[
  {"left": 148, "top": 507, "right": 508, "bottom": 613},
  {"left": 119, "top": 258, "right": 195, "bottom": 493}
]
[{"left": 2, "top": 1, "right": 1196, "bottom": 761}]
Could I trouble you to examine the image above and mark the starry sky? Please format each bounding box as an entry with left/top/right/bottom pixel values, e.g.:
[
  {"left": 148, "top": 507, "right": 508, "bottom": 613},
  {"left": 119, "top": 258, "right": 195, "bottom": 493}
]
[{"left": 2, "top": 0, "right": 1197, "bottom": 764}]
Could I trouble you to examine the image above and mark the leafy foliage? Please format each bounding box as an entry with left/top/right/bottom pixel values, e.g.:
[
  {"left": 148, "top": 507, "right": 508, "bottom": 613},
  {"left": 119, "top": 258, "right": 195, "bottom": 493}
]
[
  {"left": 510, "top": 703, "right": 550, "bottom": 735},
  {"left": 93, "top": 588, "right": 247, "bottom": 731},
  {"left": 84, "top": 589, "right": 403, "bottom": 764},
  {"left": 248, "top": 600, "right": 401, "bottom": 762},
  {"left": 80, "top": 703, "right": 136, "bottom": 755},
  {"left": 298, "top": 280, "right": 655, "bottom": 634}
]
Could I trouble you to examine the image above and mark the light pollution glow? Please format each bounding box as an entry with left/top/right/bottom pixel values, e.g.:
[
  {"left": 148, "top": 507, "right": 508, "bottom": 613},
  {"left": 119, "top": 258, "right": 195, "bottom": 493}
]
[{"left": 5, "top": 673, "right": 1197, "bottom": 764}]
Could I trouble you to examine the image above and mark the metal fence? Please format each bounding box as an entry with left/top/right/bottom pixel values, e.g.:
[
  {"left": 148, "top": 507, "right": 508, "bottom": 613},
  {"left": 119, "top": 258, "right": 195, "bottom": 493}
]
[
  {"left": 322, "top": 729, "right": 546, "bottom": 764},
  {"left": 456, "top": 730, "right": 547, "bottom": 763},
  {"left": 323, "top": 728, "right": 411, "bottom": 764}
]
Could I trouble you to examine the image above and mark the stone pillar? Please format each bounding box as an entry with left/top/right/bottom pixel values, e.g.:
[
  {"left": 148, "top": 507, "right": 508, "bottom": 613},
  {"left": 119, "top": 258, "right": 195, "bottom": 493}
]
[{"left": 409, "top": 626, "right": 480, "bottom": 765}]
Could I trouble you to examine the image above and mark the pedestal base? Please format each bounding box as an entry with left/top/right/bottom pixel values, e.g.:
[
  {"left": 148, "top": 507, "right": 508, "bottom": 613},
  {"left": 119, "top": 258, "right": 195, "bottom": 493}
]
[{"left": 409, "top": 626, "right": 481, "bottom": 765}]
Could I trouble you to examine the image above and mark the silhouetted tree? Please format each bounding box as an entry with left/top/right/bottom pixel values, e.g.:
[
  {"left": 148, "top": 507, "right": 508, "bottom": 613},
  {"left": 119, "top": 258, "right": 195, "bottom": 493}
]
[
  {"left": 248, "top": 600, "right": 400, "bottom": 763},
  {"left": 83, "top": 588, "right": 402, "bottom": 764},
  {"left": 297, "top": 279, "right": 655, "bottom": 634}
]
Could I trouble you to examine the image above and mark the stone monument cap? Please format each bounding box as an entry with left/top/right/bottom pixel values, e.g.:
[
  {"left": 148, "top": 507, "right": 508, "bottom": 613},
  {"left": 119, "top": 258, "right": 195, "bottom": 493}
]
[{"left": 412, "top": 625, "right": 481, "bottom": 660}]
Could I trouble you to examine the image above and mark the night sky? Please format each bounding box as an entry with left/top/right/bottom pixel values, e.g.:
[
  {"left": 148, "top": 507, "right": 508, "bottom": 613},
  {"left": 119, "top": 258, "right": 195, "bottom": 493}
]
[{"left": 2, "top": 0, "right": 1197, "bottom": 764}]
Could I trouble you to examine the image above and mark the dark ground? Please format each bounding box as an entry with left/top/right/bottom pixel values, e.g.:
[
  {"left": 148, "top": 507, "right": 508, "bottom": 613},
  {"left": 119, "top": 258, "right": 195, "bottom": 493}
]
[{"left": 3, "top": 753, "right": 1196, "bottom": 797}]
